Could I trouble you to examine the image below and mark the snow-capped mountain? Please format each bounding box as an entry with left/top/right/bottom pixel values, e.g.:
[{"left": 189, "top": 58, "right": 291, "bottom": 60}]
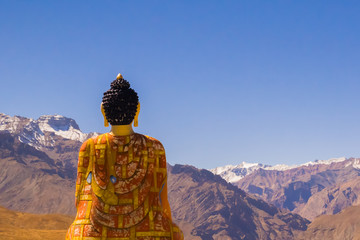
[
  {"left": 36, "top": 115, "right": 88, "bottom": 141},
  {"left": 212, "top": 157, "right": 360, "bottom": 222},
  {"left": 0, "top": 113, "right": 97, "bottom": 149},
  {"left": 210, "top": 157, "right": 359, "bottom": 183},
  {"left": 210, "top": 162, "right": 271, "bottom": 182}
]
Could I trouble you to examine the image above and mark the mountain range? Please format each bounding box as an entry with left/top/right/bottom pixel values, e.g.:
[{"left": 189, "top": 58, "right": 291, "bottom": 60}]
[
  {"left": 211, "top": 157, "right": 360, "bottom": 221},
  {"left": 1, "top": 113, "right": 359, "bottom": 239}
]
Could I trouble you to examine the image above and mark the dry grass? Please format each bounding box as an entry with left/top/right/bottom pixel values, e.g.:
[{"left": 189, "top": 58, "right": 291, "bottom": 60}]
[{"left": 0, "top": 206, "right": 74, "bottom": 240}]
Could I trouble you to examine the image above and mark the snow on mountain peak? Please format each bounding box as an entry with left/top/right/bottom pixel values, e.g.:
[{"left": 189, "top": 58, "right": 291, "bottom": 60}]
[
  {"left": 0, "top": 114, "right": 32, "bottom": 133},
  {"left": 36, "top": 115, "right": 87, "bottom": 142},
  {"left": 211, "top": 157, "right": 350, "bottom": 183},
  {"left": 210, "top": 162, "right": 268, "bottom": 183},
  {"left": 0, "top": 113, "right": 97, "bottom": 148},
  {"left": 303, "top": 157, "right": 347, "bottom": 166},
  {"left": 352, "top": 158, "right": 360, "bottom": 169},
  {"left": 37, "top": 115, "right": 80, "bottom": 130}
]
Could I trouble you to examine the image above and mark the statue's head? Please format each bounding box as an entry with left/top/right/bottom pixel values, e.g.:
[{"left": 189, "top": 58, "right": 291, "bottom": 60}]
[{"left": 101, "top": 74, "right": 139, "bottom": 126}]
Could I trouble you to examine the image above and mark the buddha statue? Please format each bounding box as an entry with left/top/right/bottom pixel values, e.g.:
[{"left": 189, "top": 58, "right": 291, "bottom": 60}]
[{"left": 66, "top": 74, "right": 183, "bottom": 240}]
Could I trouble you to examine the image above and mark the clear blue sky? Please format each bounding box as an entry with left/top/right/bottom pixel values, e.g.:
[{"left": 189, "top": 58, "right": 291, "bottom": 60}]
[{"left": 1, "top": 1, "right": 360, "bottom": 169}]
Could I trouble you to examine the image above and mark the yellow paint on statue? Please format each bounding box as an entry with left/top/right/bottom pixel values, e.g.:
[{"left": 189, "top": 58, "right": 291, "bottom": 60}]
[{"left": 66, "top": 73, "right": 183, "bottom": 240}]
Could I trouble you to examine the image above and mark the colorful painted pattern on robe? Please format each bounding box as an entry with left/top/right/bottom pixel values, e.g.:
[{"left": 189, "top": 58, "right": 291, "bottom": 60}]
[{"left": 66, "top": 133, "right": 183, "bottom": 240}]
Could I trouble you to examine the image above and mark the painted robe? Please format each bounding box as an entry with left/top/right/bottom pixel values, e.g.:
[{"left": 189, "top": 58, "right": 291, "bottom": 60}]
[{"left": 66, "top": 133, "right": 183, "bottom": 240}]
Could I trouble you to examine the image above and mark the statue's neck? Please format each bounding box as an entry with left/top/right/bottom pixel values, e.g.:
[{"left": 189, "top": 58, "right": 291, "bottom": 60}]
[{"left": 110, "top": 124, "right": 134, "bottom": 136}]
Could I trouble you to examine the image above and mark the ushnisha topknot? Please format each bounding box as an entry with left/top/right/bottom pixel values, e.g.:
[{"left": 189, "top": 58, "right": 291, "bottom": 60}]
[
  {"left": 110, "top": 73, "right": 131, "bottom": 90},
  {"left": 102, "top": 73, "right": 139, "bottom": 125}
]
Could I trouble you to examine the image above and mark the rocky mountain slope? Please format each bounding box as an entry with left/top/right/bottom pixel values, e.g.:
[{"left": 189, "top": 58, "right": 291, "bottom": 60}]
[
  {"left": 167, "top": 164, "right": 309, "bottom": 240},
  {"left": 296, "top": 205, "right": 360, "bottom": 240},
  {"left": 212, "top": 158, "right": 360, "bottom": 221},
  {"left": 2, "top": 113, "right": 360, "bottom": 239},
  {"left": 0, "top": 113, "right": 313, "bottom": 239},
  {"left": 294, "top": 175, "right": 360, "bottom": 220},
  {"left": 0, "top": 113, "right": 95, "bottom": 144},
  {"left": 0, "top": 131, "right": 76, "bottom": 215},
  {"left": 0, "top": 113, "right": 97, "bottom": 175},
  {"left": 0, "top": 113, "right": 99, "bottom": 215}
]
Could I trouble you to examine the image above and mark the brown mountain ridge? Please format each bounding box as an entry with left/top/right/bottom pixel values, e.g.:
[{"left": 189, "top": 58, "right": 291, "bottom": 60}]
[
  {"left": 2, "top": 113, "right": 360, "bottom": 239},
  {"left": 168, "top": 164, "right": 309, "bottom": 239},
  {"left": 0, "top": 131, "right": 76, "bottom": 215},
  {"left": 296, "top": 205, "right": 360, "bottom": 240},
  {"left": 234, "top": 159, "right": 360, "bottom": 220}
]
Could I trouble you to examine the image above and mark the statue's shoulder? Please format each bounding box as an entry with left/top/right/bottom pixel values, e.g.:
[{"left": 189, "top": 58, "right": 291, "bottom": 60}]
[
  {"left": 80, "top": 134, "right": 106, "bottom": 151},
  {"left": 141, "top": 134, "right": 165, "bottom": 151}
]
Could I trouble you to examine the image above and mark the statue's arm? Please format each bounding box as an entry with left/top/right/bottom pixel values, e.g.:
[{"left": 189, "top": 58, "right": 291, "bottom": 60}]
[
  {"left": 75, "top": 140, "right": 90, "bottom": 207},
  {"left": 147, "top": 137, "right": 173, "bottom": 220},
  {"left": 160, "top": 177, "right": 172, "bottom": 221},
  {"left": 158, "top": 142, "right": 172, "bottom": 221}
]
